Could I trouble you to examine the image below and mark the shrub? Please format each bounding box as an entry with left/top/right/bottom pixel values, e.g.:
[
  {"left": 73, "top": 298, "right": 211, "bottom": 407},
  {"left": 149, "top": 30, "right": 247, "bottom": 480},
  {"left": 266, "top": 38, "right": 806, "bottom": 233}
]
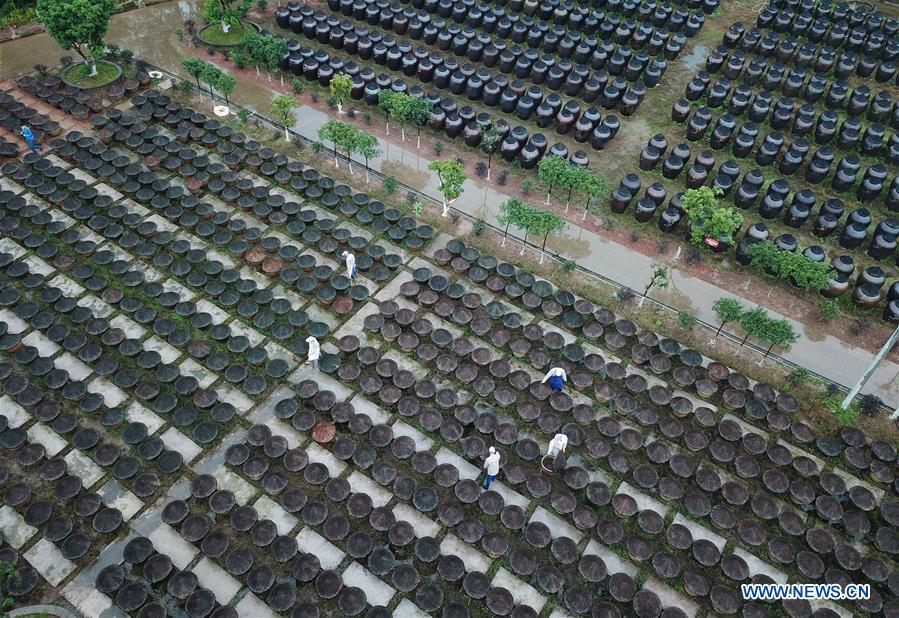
[
  {"left": 291, "top": 78, "right": 304, "bottom": 94},
  {"left": 411, "top": 202, "right": 424, "bottom": 216},
  {"left": 682, "top": 186, "right": 743, "bottom": 246},
  {"left": 615, "top": 289, "right": 636, "bottom": 302},
  {"left": 383, "top": 175, "right": 398, "bottom": 194},
  {"left": 678, "top": 311, "right": 698, "bottom": 329},
  {"left": 819, "top": 299, "right": 841, "bottom": 321},
  {"left": 311, "top": 141, "right": 324, "bottom": 153},
  {"left": 563, "top": 260, "right": 577, "bottom": 273},
  {"left": 497, "top": 170, "right": 508, "bottom": 186},
  {"left": 236, "top": 108, "right": 251, "bottom": 124},
  {"left": 787, "top": 367, "right": 810, "bottom": 387},
  {"left": 859, "top": 394, "right": 883, "bottom": 416},
  {"left": 326, "top": 96, "right": 337, "bottom": 109},
  {"left": 231, "top": 48, "right": 248, "bottom": 69},
  {"left": 434, "top": 141, "right": 444, "bottom": 155},
  {"left": 257, "top": 0, "right": 268, "bottom": 8},
  {"left": 475, "top": 162, "right": 488, "bottom": 178},
  {"left": 685, "top": 245, "right": 703, "bottom": 264},
  {"left": 474, "top": 218, "right": 486, "bottom": 235},
  {"left": 521, "top": 179, "right": 534, "bottom": 195},
  {"left": 747, "top": 241, "right": 833, "bottom": 292},
  {"left": 364, "top": 111, "right": 372, "bottom": 125}
]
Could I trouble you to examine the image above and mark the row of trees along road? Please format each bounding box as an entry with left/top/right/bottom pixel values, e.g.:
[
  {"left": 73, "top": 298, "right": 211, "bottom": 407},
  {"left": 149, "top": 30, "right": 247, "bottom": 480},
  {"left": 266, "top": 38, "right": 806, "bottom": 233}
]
[
  {"left": 498, "top": 197, "right": 567, "bottom": 264},
  {"left": 712, "top": 298, "right": 798, "bottom": 358},
  {"left": 377, "top": 91, "right": 433, "bottom": 147},
  {"left": 537, "top": 155, "right": 608, "bottom": 219},
  {"left": 182, "top": 58, "right": 236, "bottom": 104}
]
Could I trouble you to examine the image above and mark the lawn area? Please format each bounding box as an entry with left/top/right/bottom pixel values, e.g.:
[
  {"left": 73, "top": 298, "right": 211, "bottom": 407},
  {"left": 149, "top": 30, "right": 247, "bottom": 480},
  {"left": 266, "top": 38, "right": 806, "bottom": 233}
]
[
  {"left": 198, "top": 20, "right": 258, "bottom": 46},
  {"left": 61, "top": 60, "right": 121, "bottom": 89}
]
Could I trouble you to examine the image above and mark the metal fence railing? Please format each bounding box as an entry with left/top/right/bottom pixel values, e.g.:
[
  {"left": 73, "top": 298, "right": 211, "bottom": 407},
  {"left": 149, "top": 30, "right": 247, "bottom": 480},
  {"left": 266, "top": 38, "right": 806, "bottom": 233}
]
[{"left": 141, "top": 61, "right": 885, "bottom": 407}]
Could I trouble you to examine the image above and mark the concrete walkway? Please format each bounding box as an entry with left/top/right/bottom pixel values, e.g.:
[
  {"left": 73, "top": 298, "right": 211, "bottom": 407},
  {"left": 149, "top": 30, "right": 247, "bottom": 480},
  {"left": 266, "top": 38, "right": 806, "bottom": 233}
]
[{"left": 288, "top": 105, "right": 899, "bottom": 409}]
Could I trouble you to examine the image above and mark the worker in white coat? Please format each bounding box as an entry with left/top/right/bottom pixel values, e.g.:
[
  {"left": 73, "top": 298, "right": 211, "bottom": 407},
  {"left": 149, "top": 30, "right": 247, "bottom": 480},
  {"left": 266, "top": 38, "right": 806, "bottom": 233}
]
[
  {"left": 305, "top": 336, "right": 321, "bottom": 369},
  {"left": 342, "top": 251, "right": 356, "bottom": 280},
  {"left": 547, "top": 432, "right": 568, "bottom": 459},
  {"left": 482, "top": 446, "right": 501, "bottom": 490},
  {"left": 541, "top": 366, "right": 568, "bottom": 392}
]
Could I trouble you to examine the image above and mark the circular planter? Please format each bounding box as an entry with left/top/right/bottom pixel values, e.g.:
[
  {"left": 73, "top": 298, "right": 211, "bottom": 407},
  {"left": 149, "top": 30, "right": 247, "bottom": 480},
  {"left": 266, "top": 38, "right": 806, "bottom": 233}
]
[
  {"left": 198, "top": 21, "right": 262, "bottom": 47},
  {"left": 60, "top": 61, "right": 123, "bottom": 90}
]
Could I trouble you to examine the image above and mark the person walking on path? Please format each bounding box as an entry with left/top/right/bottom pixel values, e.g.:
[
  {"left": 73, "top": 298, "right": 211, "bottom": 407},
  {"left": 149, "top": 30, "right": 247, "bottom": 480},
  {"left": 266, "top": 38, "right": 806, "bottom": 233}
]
[
  {"left": 542, "top": 366, "right": 568, "bottom": 392},
  {"left": 20, "top": 125, "right": 41, "bottom": 154},
  {"left": 342, "top": 251, "right": 356, "bottom": 280},
  {"left": 483, "top": 446, "right": 501, "bottom": 490},
  {"left": 305, "top": 336, "right": 321, "bottom": 370}
]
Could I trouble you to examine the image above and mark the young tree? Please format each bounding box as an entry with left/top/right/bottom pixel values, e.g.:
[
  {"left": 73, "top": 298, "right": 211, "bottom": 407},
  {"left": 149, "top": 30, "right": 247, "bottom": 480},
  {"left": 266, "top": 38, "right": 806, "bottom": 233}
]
[
  {"left": 738, "top": 306, "right": 769, "bottom": 347},
  {"left": 333, "top": 122, "right": 359, "bottom": 174},
  {"left": 480, "top": 124, "right": 503, "bottom": 180},
  {"left": 329, "top": 73, "right": 353, "bottom": 114},
  {"left": 758, "top": 318, "right": 797, "bottom": 360},
  {"left": 319, "top": 118, "right": 344, "bottom": 166},
  {"left": 216, "top": 72, "right": 236, "bottom": 104},
  {"left": 403, "top": 96, "right": 432, "bottom": 149},
  {"left": 537, "top": 155, "right": 570, "bottom": 205},
  {"left": 242, "top": 32, "right": 265, "bottom": 76},
  {"left": 353, "top": 131, "right": 381, "bottom": 183},
  {"left": 37, "top": 0, "right": 116, "bottom": 76},
  {"left": 266, "top": 36, "right": 288, "bottom": 86},
  {"left": 562, "top": 164, "right": 588, "bottom": 211},
  {"left": 513, "top": 203, "right": 541, "bottom": 255},
  {"left": 682, "top": 186, "right": 743, "bottom": 247},
  {"left": 390, "top": 93, "right": 411, "bottom": 141},
  {"left": 271, "top": 93, "right": 298, "bottom": 141},
  {"left": 581, "top": 172, "right": 608, "bottom": 220},
  {"left": 200, "top": 63, "right": 223, "bottom": 101},
  {"left": 428, "top": 160, "right": 466, "bottom": 217},
  {"left": 203, "top": 0, "right": 251, "bottom": 34},
  {"left": 640, "top": 263, "right": 670, "bottom": 307},
  {"left": 378, "top": 90, "right": 396, "bottom": 135},
  {"left": 182, "top": 57, "right": 207, "bottom": 96},
  {"left": 532, "top": 209, "right": 566, "bottom": 264},
  {"left": 497, "top": 197, "right": 525, "bottom": 247},
  {"left": 711, "top": 297, "right": 744, "bottom": 337}
]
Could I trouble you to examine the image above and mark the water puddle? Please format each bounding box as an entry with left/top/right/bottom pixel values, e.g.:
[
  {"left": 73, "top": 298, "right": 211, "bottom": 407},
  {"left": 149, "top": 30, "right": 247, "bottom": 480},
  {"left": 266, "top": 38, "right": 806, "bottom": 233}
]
[{"left": 680, "top": 44, "right": 708, "bottom": 71}]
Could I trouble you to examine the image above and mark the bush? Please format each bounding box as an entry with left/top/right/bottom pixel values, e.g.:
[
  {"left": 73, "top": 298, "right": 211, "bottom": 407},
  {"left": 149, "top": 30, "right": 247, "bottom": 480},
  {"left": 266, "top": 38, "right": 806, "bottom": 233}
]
[
  {"left": 291, "top": 78, "right": 304, "bottom": 94},
  {"left": 497, "top": 170, "right": 508, "bottom": 186},
  {"left": 475, "top": 162, "right": 488, "bottom": 178},
  {"left": 383, "top": 175, "right": 398, "bottom": 194},
  {"left": 364, "top": 111, "right": 372, "bottom": 125},
  {"left": 615, "top": 289, "right": 636, "bottom": 302},
  {"left": 787, "top": 367, "right": 810, "bottom": 387},
  {"left": 685, "top": 245, "right": 703, "bottom": 264},
  {"left": 678, "top": 311, "right": 697, "bottom": 329},
  {"left": 232, "top": 48, "right": 248, "bottom": 69},
  {"left": 311, "top": 141, "right": 324, "bottom": 153},
  {"left": 521, "top": 179, "right": 534, "bottom": 195},
  {"left": 326, "top": 96, "right": 337, "bottom": 109},
  {"left": 682, "top": 186, "right": 743, "bottom": 246},
  {"left": 819, "top": 299, "right": 840, "bottom": 321},
  {"left": 563, "top": 260, "right": 577, "bottom": 273},
  {"left": 859, "top": 394, "right": 883, "bottom": 416},
  {"left": 257, "top": 0, "right": 268, "bottom": 8},
  {"left": 434, "top": 141, "right": 444, "bottom": 155},
  {"left": 474, "top": 218, "right": 486, "bottom": 236},
  {"left": 747, "top": 241, "right": 833, "bottom": 292},
  {"left": 236, "top": 108, "right": 251, "bottom": 124}
]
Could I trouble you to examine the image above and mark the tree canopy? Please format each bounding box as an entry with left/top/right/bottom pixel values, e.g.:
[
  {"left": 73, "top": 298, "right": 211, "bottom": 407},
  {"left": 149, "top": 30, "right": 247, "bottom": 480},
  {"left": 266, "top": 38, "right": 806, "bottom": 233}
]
[
  {"left": 329, "top": 73, "right": 353, "bottom": 111},
  {"left": 37, "top": 0, "right": 116, "bottom": 71},
  {"left": 271, "top": 93, "right": 297, "bottom": 140},
  {"left": 746, "top": 241, "right": 833, "bottom": 292},
  {"left": 429, "top": 160, "right": 466, "bottom": 216},
  {"left": 682, "top": 186, "right": 743, "bottom": 246},
  {"left": 204, "top": 0, "right": 252, "bottom": 31},
  {"left": 712, "top": 297, "right": 744, "bottom": 335}
]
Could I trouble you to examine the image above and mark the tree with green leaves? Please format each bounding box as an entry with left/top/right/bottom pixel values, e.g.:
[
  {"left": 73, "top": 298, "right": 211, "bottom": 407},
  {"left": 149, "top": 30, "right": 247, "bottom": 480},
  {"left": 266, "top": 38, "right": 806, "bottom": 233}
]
[
  {"left": 428, "top": 160, "right": 466, "bottom": 217},
  {"left": 531, "top": 209, "right": 566, "bottom": 264},
  {"left": 712, "top": 297, "right": 744, "bottom": 337},
  {"left": 271, "top": 93, "right": 297, "bottom": 141},
  {"left": 389, "top": 93, "right": 412, "bottom": 141},
  {"left": 182, "top": 57, "right": 207, "bottom": 96},
  {"left": 329, "top": 73, "right": 353, "bottom": 114},
  {"left": 746, "top": 241, "right": 833, "bottom": 292},
  {"left": 738, "top": 306, "right": 769, "bottom": 347},
  {"left": 203, "top": 0, "right": 252, "bottom": 34},
  {"left": 581, "top": 172, "right": 608, "bottom": 220},
  {"left": 682, "top": 186, "right": 743, "bottom": 247},
  {"left": 200, "top": 63, "right": 224, "bottom": 101},
  {"left": 513, "top": 203, "right": 542, "bottom": 255},
  {"left": 242, "top": 32, "right": 265, "bottom": 76},
  {"left": 37, "top": 0, "right": 116, "bottom": 76},
  {"left": 267, "top": 36, "right": 288, "bottom": 86},
  {"left": 403, "top": 96, "right": 432, "bottom": 149},
  {"left": 378, "top": 90, "right": 396, "bottom": 135},
  {"left": 537, "top": 155, "right": 571, "bottom": 205},
  {"left": 640, "top": 263, "right": 670, "bottom": 307},
  {"left": 758, "top": 318, "right": 797, "bottom": 359},
  {"left": 332, "top": 122, "right": 359, "bottom": 174},
  {"left": 480, "top": 124, "right": 503, "bottom": 180},
  {"left": 353, "top": 131, "right": 380, "bottom": 183},
  {"left": 216, "top": 72, "right": 236, "bottom": 104},
  {"left": 497, "top": 197, "right": 526, "bottom": 247},
  {"left": 562, "top": 164, "right": 588, "bottom": 211}
]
